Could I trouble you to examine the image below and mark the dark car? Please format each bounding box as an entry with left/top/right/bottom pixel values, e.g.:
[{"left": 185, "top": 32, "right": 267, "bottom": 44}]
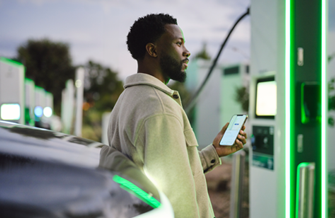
[{"left": 0, "top": 121, "right": 174, "bottom": 218}]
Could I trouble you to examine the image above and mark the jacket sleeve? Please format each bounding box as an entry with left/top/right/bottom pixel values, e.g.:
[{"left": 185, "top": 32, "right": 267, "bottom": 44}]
[
  {"left": 199, "top": 144, "right": 222, "bottom": 174},
  {"left": 138, "top": 113, "right": 201, "bottom": 218}
]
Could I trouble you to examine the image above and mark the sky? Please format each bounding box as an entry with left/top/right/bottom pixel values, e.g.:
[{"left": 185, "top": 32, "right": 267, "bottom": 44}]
[
  {"left": 0, "top": 0, "right": 334, "bottom": 81},
  {"left": 0, "top": 0, "right": 251, "bottom": 80}
]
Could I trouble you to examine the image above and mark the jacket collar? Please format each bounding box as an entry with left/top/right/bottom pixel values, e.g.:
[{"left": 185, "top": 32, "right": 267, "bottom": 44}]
[{"left": 124, "top": 73, "right": 182, "bottom": 105}]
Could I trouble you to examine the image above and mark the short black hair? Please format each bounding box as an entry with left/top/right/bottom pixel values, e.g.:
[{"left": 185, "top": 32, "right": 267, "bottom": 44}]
[{"left": 127, "top": 13, "right": 178, "bottom": 60}]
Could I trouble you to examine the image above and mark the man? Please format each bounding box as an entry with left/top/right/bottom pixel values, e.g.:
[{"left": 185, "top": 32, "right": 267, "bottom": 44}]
[{"left": 100, "top": 14, "right": 247, "bottom": 218}]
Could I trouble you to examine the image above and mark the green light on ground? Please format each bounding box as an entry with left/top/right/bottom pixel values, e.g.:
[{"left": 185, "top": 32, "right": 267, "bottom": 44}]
[{"left": 113, "top": 175, "right": 161, "bottom": 208}]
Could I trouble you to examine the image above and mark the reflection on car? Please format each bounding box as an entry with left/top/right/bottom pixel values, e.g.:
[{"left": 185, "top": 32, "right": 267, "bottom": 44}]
[{"left": 0, "top": 121, "right": 174, "bottom": 218}]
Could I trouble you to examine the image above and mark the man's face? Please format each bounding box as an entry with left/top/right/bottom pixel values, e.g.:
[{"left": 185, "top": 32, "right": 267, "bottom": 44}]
[{"left": 156, "top": 24, "right": 190, "bottom": 83}]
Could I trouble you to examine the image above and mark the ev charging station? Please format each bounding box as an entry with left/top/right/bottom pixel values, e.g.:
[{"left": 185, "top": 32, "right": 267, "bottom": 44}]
[
  {"left": 25, "top": 78, "right": 35, "bottom": 126},
  {"left": 249, "top": 0, "right": 328, "bottom": 218},
  {"left": 0, "top": 57, "right": 25, "bottom": 124},
  {"left": 61, "top": 79, "right": 75, "bottom": 134},
  {"left": 43, "top": 91, "right": 53, "bottom": 127},
  {"left": 44, "top": 91, "right": 53, "bottom": 118},
  {"left": 34, "top": 86, "right": 45, "bottom": 126}
]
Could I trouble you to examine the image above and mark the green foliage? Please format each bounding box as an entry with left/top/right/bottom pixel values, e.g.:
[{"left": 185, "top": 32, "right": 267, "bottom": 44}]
[
  {"left": 16, "top": 38, "right": 75, "bottom": 115},
  {"left": 235, "top": 86, "right": 249, "bottom": 112},
  {"left": 329, "top": 78, "right": 335, "bottom": 127},
  {"left": 194, "top": 42, "right": 211, "bottom": 60},
  {"left": 82, "top": 108, "right": 103, "bottom": 142},
  {"left": 81, "top": 60, "right": 124, "bottom": 141},
  {"left": 83, "top": 60, "right": 124, "bottom": 112},
  {"left": 329, "top": 78, "right": 335, "bottom": 110},
  {"left": 329, "top": 53, "right": 335, "bottom": 63}
]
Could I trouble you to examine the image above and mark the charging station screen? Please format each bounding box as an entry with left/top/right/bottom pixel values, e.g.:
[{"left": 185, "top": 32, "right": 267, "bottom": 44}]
[{"left": 255, "top": 79, "right": 277, "bottom": 118}]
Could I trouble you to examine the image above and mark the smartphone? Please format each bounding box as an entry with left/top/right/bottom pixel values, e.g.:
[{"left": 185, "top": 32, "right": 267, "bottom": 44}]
[{"left": 219, "top": 114, "right": 248, "bottom": 146}]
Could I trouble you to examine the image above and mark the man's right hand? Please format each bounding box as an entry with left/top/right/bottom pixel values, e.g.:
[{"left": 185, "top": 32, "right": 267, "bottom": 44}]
[{"left": 212, "top": 122, "right": 247, "bottom": 157}]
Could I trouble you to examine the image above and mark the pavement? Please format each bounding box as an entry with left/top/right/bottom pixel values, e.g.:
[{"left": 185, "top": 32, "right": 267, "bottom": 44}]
[{"left": 205, "top": 158, "right": 249, "bottom": 218}]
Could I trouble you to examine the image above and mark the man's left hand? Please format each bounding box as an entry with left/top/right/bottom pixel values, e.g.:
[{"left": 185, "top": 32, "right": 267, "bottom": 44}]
[{"left": 212, "top": 122, "right": 247, "bottom": 157}]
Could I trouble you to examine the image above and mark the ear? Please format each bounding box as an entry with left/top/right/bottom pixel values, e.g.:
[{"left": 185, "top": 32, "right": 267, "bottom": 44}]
[{"left": 145, "top": 43, "right": 157, "bottom": 58}]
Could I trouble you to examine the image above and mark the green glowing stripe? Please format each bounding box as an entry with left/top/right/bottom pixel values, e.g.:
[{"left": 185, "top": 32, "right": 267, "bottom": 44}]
[
  {"left": 0, "top": 57, "right": 24, "bottom": 68},
  {"left": 35, "top": 86, "right": 44, "bottom": 91},
  {"left": 113, "top": 175, "right": 161, "bottom": 208},
  {"left": 25, "top": 78, "right": 34, "bottom": 84},
  {"left": 285, "top": 0, "right": 292, "bottom": 217},
  {"left": 321, "top": 0, "right": 327, "bottom": 217},
  {"left": 301, "top": 84, "right": 307, "bottom": 123}
]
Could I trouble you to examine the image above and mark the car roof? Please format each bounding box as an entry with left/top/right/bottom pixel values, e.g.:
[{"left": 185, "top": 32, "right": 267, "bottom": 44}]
[
  {"left": 0, "top": 121, "right": 101, "bottom": 168},
  {"left": 0, "top": 121, "right": 162, "bottom": 217}
]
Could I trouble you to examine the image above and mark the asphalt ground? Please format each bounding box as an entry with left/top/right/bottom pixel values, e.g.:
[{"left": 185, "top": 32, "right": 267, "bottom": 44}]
[
  {"left": 205, "top": 160, "right": 335, "bottom": 218},
  {"left": 205, "top": 159, "right": 249, "bottom": 218}
]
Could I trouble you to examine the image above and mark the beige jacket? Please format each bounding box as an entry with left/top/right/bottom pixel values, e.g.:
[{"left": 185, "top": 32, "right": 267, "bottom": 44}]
[{"left": 101, "top": 73, "right": 221, "bottom": 218}]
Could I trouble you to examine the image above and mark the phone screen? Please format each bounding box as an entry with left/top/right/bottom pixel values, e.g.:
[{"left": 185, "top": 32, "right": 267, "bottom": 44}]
[{"left": 219, "top": 114, "right": 247, "bottom": 146}]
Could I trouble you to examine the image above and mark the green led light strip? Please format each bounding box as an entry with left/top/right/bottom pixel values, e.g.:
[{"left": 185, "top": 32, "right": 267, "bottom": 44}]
[
  {"left": 25, "top": 78, "right": 34, "bottom": 83},
  {"left": 321, "top": 0, "right": 327, "bottom": 217},
  {"left": 113, "top": 175, "right": 161, "bottom": 208},
  {"left": 0, "top": 57, "right": 24, "bottom": 68},
  {"left": 285, "top": 0, "right": 292, "bottom": 217},
  {"left": 301, "top": 84, "right": 307, "bottom": 124},
  {"left": 286, "top": 1, "right": 327, "bottom": 217},
  {"left": 35, "top": 86, "right": 44, "bottom": 91}
]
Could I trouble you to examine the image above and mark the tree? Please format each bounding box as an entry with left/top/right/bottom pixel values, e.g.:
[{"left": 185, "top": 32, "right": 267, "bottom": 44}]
[
  {"left": 83, "top": 60, "right": 124, "bottom": 112},
  {"left": 17, "top": 39, "right": 75, "bottom": 115},
  {"left": 81, "top": 60, "right": 124, "bottom": 141},
  {"left": 193, "top": 42, "right": 211, "bottom": 60},
  {"left": 235, "top": 86, "right": 249, "bottom": 112}
]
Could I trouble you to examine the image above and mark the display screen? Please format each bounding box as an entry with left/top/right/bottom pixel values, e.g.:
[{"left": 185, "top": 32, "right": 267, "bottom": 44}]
[
  {"left": 255, "top": 77, "right": 277, "bottom": 118},
  {"left": 0, "top": 103, "right": 20, "bottom": 120},
  {"left": 220, "top": 114, "right": 247, "bottom": 146}
]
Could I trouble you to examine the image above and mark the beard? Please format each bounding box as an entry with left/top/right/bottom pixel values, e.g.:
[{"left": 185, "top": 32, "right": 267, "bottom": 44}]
[{"left": 160, "top": 52, "right": 187, "bottom": 83}]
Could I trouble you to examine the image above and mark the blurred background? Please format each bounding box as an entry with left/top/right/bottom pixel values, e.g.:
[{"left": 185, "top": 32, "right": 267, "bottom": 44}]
[
  {"left": 0, "top": 0, "right": 251, "bottom": 141},
  {"left": 0, "top": 0, "right": 334, "bottom": 217}
]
